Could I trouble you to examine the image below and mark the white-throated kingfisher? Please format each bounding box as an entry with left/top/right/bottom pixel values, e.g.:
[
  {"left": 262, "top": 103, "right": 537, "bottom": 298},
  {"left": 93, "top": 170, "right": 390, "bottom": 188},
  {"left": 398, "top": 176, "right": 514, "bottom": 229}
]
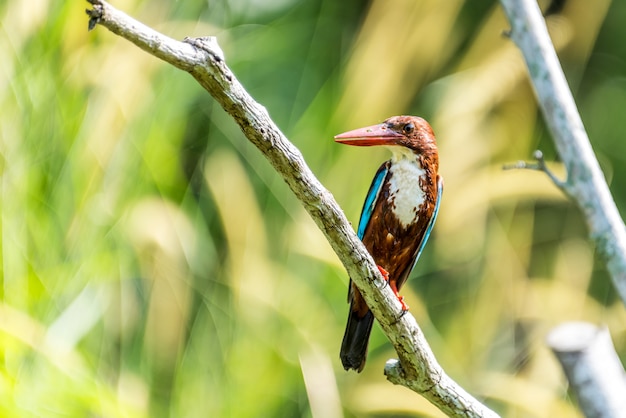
[{"left": 334, "top": 115, "right": 443, "bottom": 372}]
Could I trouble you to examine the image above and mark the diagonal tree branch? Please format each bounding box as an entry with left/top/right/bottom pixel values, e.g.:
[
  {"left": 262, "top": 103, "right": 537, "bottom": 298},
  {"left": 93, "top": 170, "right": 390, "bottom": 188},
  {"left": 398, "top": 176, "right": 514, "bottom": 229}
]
[
  {"left": 85, "top": 1, "right": 498, "bottom": 416},
  {"left": 499, "top": 0, "right": 626, "bottom": 305}
]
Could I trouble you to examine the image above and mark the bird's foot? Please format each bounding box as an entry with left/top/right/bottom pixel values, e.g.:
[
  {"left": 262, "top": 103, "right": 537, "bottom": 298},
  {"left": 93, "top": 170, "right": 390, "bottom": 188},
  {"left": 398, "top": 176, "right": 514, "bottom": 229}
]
[
  {"left": 389, "top": 280, "right": 409, "bottom": 312},
  {"left": 374, "top": 266, "right": 389, "bottom": 290},
  {"left": 377, "top": 265, "right": 389, "bottom": 281},
  {"left": 377, "top": 265, "right": 409, "bottom": 312}
]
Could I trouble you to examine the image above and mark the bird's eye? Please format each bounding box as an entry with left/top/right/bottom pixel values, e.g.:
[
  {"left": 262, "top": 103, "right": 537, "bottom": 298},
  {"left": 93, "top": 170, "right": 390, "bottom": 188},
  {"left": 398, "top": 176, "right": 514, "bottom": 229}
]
[{"left": 403, "top": 123, "right": 414, "bottom": 134}]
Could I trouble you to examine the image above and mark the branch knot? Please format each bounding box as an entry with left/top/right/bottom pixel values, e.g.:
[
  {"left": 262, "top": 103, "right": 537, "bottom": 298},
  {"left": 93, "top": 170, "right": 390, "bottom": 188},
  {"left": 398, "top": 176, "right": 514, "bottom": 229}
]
[
  {"left": 86, "top": 2, "right": 104, "bottom": 31},
  {"left": 183, "top": 36, "right": 225, "bottom": 63}
]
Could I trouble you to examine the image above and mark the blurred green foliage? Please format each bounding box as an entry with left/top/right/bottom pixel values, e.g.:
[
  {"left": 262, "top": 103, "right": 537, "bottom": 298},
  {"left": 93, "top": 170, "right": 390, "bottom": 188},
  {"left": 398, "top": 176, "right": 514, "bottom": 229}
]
[{"left": 1, "top": 0, "right": 625, "bottom": 417}]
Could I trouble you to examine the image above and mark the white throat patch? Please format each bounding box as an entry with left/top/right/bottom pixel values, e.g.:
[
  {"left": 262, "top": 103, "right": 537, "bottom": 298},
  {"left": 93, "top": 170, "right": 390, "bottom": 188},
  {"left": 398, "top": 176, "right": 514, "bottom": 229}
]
[{"left": 387, "top": 147, "right": 426, "bottom": 227}]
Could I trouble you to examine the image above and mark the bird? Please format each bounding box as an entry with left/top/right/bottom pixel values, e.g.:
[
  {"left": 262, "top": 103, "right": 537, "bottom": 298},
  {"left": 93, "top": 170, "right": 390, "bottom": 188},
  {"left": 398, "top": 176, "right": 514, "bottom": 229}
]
[{"left": 334, "top": 115, "right": 443, "bottom": 372}]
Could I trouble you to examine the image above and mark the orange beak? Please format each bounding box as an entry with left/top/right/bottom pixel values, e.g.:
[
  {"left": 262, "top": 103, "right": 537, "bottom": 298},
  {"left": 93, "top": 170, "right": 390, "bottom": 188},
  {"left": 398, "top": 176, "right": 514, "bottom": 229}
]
[{"left": 334, "top": 123, "right": 403, "bottom": 146}]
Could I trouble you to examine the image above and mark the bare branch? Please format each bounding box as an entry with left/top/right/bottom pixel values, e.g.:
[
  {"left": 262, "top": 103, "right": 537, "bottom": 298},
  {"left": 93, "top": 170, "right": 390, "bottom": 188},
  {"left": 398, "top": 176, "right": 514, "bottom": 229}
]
[
  {"left": 502, "top": 150, "right": 566, "bottom": 190},
  {"left": 500, "top": 0, "right": 626, "bottom": 305},
  {"left": 546, "top": 322, "right": 626, "bottom": 417},
  {"left": 85, "top": 1, "right": 498, "bottom": 416}
]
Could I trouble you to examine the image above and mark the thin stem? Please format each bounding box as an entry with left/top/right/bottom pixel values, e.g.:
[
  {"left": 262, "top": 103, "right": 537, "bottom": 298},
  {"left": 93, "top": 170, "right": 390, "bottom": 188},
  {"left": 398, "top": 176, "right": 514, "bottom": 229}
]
[{"left": 502, "top": 150, "right": 566, "bottom": 190}]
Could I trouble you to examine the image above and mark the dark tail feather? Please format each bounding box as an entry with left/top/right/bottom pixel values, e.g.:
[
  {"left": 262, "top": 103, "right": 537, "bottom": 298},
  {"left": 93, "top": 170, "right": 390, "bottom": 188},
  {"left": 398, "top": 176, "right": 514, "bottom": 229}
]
[{"left": 340, "top": 310, "right": 374, "bottom": 372}]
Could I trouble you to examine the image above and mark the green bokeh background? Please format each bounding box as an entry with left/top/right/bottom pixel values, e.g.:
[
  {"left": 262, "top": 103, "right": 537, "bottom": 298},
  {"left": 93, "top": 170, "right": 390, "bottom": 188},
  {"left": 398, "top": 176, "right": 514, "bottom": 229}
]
[{"left": 1, "top": 0, "right": 625, "bottom": 416}]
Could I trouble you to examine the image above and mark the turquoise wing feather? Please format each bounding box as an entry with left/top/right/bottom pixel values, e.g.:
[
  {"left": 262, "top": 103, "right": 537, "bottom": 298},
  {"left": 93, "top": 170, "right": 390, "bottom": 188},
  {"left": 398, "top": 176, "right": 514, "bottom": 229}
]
[
  {"left": 411, "top": 175, "right": 443, "bottom": 270},
  {"left": 357, "top": 162, "right": 390, "bottom": 240}
]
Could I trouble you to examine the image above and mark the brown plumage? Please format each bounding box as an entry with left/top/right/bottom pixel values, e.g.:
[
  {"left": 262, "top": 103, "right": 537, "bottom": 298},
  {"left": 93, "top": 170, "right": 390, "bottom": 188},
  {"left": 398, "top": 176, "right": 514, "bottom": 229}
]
[{"left": 335, "top": 116, "right": 442, "bottom": 372}]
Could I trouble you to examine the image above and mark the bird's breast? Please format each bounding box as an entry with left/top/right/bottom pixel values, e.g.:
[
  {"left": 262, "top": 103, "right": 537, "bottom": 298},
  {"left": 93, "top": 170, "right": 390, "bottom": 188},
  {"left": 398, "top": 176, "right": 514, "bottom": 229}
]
[{"left": 387, "top": 158, "right": 427, "bottom": 227}]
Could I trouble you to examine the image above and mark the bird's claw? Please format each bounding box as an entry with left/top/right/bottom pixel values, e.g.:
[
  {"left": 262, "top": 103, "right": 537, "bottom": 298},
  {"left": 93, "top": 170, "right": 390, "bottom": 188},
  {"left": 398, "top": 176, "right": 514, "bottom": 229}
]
[
  {"left": 395, "top": 294, "right": 409, "bottom": 312},
  {"left": 374, "top": 265, "right": 389, "bottom": 289},
  {"left": 377, "top": 265, "right": 389, "bottom": 281},
  {"left": 377, "top": 265, "right": 409, "bottom": 312}
]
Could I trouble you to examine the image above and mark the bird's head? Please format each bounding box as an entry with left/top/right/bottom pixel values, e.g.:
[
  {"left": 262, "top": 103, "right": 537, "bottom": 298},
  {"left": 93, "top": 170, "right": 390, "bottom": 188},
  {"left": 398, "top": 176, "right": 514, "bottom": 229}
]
[{"left": 334, "top": 115, "right": 437, "bottom": 155}]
